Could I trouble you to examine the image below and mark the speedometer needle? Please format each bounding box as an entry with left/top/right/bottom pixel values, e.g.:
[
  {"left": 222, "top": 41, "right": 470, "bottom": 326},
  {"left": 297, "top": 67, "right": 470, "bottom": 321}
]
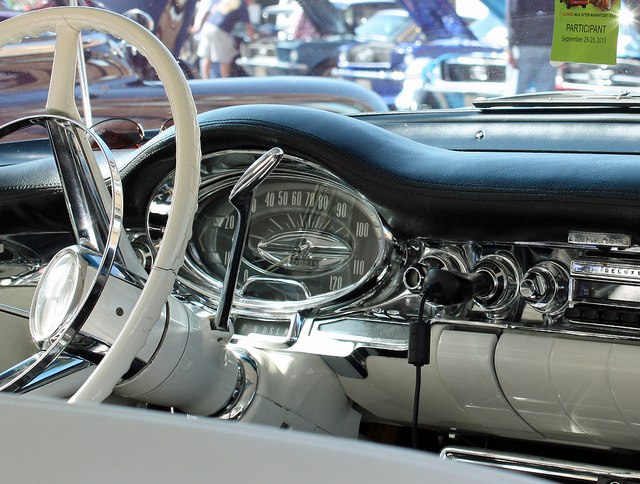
[{"left": 265, "top": 241, "right": 311, "bottom": 271}]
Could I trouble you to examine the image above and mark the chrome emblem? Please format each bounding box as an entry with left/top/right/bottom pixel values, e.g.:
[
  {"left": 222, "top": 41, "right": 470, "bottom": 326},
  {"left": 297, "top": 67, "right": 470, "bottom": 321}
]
[{"left": 257, "top": 231, "right": 352, "bottom": 273}]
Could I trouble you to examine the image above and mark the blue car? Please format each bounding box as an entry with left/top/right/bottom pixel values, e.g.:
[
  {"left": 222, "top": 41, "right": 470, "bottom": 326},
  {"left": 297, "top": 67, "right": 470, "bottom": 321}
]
[
  {"left": 333, "top": 0, "right": 506, "bottom": 108},
  {"left": 236, "top": 0, "right": 397, "bottom": 77}
]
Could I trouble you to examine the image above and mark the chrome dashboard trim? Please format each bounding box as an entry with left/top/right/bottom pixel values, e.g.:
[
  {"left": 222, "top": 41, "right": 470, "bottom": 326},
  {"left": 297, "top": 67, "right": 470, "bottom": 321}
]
[
  {"left": 571, "top": 258, "right": 640, "bottom": 282},
  {"left": 568, "top": 231, "right": 632, "bottom": 248},
  {"left": 440, "top": 446, "right": 640, "bottom": 482},
  {"left": 214, "top": 348, "right": 258, "bottom": 421}
]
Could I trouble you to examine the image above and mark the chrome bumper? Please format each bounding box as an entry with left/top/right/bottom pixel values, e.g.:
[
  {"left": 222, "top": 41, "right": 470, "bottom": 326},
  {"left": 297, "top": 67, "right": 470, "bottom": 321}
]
[
  {"left": 236, "top": 57, "right": 308, "bottom": 73},
  {"left": 332, "top": 67, "right": 405, "bottom": 82}
]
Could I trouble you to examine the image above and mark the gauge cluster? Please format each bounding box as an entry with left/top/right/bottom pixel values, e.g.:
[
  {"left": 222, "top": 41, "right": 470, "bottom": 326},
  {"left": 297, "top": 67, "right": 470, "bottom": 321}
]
[
  {"left": 147, "top": 150, "right": 391, "bottom": 319},
  {"left": 145, "top": 150, "right": 640, "bottom": 353}
]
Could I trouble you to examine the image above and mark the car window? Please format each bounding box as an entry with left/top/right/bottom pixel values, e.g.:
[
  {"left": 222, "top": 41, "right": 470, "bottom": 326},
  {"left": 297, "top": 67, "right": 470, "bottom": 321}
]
[{"left": 0, "top": 0, "right": 634, "bottom": 138}]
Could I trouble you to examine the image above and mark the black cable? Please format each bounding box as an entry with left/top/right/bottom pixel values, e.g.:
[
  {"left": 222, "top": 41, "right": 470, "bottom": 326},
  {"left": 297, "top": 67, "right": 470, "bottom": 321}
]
[
  {"left": 410, "top": 286, "right": 435, "bottom": 449},
  {"left": 412, "top": 364, "right": 422, "bottom": 449}
]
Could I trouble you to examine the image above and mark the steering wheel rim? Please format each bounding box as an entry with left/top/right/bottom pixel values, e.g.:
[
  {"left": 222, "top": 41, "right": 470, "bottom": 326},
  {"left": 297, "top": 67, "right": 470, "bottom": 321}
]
[{"left": 0, "top": 7, "right": 201, "bottom": 402}]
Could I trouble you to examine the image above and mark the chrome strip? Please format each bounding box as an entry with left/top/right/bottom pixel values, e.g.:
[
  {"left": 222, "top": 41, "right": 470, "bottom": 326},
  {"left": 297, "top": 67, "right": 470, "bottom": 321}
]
[
  {"left": 440, "top": 446, "right": 640, "bottom": 482},
  {"left": 0, "top": 303, "right": 29, "bottom": 319},
  {"left": 568, "top": 232, "right": 631, "bottom": 248},
  {"left": 18, "top": 356, "right": 92, "bottom": 394},
  {"left": 235, "top": 57, "right": 307, "bottom": 71},
  {"left": 332, "top": 67, "right": 399, "bottom": 79}
]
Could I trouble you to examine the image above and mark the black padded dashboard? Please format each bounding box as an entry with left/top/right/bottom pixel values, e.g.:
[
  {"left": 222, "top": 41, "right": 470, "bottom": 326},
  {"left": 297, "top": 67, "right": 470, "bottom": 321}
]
[
  {"left": 358, "top": 107, "right": 640, "bottom": 154},
  {"left": 2, "top": 104, "right": 640, "bottom": 244}
]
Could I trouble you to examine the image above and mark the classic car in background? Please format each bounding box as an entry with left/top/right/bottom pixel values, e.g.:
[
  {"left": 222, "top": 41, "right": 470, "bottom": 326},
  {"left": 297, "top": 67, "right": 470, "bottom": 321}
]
[
  {"left": 394, "top": 51, "right": 508, "bottom": 110},
  {"left": 236, "top": 0, "right": 396, "bottom": 77},
  {"left": 333, "top": 0, "right": 506, "bottom": 107},
  {"left": 9, "top": 3, "right": 640, "bottom": 484},
  {"left": 0, "top": 0, "right": 386, "bottom": 137}
]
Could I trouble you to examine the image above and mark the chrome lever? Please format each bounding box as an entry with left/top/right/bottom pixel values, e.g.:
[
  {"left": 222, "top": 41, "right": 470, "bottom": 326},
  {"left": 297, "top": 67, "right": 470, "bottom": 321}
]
[{"left": 212, "top": 147, "right": 284, "bottom": 332}]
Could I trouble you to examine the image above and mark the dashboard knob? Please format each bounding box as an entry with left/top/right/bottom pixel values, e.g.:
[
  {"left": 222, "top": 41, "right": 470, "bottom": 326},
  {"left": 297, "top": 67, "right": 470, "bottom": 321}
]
[
  {"left": 472, "top": 251, "right": 521, "bottom": 318},
  {"left": 519, "top": 261, "right": 569, "bottom": 314},
  {"left": 403, "top": 248, "right": 467, "bottom": 294}
]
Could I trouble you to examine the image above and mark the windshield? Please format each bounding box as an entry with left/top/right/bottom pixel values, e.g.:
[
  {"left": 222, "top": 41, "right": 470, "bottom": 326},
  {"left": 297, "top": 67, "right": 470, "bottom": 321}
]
[
  {"left": 618, "top": 11, "right": 640, "bottom": 56},
  {"left": 0, "top": 0, "right": 636, "bottom": 137}
]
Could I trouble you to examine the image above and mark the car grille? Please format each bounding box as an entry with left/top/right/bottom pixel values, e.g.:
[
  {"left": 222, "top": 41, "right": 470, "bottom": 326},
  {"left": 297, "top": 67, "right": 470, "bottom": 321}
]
[
  {"left": 441, "top": 61, "right": 506, "bottom": 83},
  {"left": 343, "top": 44, "right": 393, "bottom": 65},
  {"left": 559, "top": 62, "right": 640, "bottom": 88},
  {"left": 240, "top": 41, "right": 277, "bottom": 59}
]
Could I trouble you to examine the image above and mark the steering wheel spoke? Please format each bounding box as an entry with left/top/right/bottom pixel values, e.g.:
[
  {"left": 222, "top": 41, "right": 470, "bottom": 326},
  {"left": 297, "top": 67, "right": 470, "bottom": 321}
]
[
  {"left": 46, "top": 22, "right": 82, "bottom": 122},
  {"left": 45, "top": 117, "right": 112, "bottom": 253}
]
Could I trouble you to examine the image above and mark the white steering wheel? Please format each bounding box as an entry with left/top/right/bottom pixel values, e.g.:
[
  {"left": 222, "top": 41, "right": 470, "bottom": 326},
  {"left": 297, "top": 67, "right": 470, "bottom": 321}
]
[{"left": 0, "top": 7, "right": 200, "bottom": 403}]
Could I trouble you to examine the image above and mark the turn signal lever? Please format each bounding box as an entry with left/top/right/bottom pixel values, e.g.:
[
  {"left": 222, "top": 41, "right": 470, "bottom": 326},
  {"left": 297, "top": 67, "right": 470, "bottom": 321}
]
[
  {"left": 420, "top": 268, "right": 494, "bottom": 306},
  {"left": 213, "top": 147, "right": 284, "bottom": 331}
]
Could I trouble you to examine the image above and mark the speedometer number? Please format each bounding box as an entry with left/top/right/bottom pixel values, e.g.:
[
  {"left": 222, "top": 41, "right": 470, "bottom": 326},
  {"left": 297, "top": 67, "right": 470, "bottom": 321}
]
[
  {"left": 355, "top": 222, "right": 370, "bottom": 238},
  {"left": 317, "top": 194, "right": 329, "bottom": 210},
  {"left": 224, "top": 215, "right": 235, "bottom": 230},
  {"left": 330, "top": 276, "right": 343, "bottom": 291},
  {"left": 353, "top": 259, "right": 366, "bottom": 276},
  {"left": 305, "top": 191, "right": 316, "bottom": 207},
  {"left": 265, "top": 192, "right": 275, "bottom": 207}
]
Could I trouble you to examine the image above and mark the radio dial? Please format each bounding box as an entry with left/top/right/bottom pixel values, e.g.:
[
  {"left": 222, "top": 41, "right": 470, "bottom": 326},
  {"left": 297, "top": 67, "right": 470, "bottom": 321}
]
[{"left": 520, "top": 261, "right": 569, "bottom": 314}]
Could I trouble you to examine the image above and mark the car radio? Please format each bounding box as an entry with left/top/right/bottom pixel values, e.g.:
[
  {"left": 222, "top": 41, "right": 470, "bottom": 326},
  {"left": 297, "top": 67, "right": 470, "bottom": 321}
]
[{"left": 567, "top": 258, "right": 640, "bottom": 327}]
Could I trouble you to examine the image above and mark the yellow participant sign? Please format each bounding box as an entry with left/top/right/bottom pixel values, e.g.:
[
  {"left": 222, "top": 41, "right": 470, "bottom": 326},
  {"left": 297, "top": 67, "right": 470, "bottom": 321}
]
[{"left": 551, "top": 0, "right": 620, "bottom": 65}]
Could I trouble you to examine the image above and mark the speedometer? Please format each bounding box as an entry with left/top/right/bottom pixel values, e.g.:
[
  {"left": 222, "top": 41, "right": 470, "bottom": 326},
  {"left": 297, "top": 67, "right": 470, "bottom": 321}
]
[
  {"left": 147, "top": 151, "right": 389, "bottom": 310},
  {"left": 188, "top": 175, "right": 385, "bottom": 303}
]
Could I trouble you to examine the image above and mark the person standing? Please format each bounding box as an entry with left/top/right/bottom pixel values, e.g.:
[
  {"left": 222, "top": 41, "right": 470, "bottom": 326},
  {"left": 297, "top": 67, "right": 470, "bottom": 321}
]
[
  {"left": 191, "top": 0, "right": 255, "bottom": 79},
  {"left": 506, "top": 0, "right": 557, "bottom": 94}
]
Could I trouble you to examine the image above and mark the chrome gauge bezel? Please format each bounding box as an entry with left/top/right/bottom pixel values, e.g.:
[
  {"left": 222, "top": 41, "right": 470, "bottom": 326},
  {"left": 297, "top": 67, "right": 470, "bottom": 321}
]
[{"left": 147, "top": 150, "right": 392, "bottom": 317}]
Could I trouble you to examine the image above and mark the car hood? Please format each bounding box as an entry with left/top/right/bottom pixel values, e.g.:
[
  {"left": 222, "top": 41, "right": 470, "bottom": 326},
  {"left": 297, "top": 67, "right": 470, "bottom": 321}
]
[
  {"left": 297, "top": 0, "right": 351, "bottom": 36},
  {"left": 395, "top": 0, "right": 476, "bottom": 41}
]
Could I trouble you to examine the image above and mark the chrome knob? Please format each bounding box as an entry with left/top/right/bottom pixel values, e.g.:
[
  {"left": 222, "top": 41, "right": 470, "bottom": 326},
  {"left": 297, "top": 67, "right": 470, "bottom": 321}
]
[
  {"left": 472, "top": 251, "right": 521, "bottom": 318},
  {"left": 520, "top": 261, "right": 569, "bottom": 314},
  {"left": 403, "top": 248, "right": 467, "bottom": 294}
]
